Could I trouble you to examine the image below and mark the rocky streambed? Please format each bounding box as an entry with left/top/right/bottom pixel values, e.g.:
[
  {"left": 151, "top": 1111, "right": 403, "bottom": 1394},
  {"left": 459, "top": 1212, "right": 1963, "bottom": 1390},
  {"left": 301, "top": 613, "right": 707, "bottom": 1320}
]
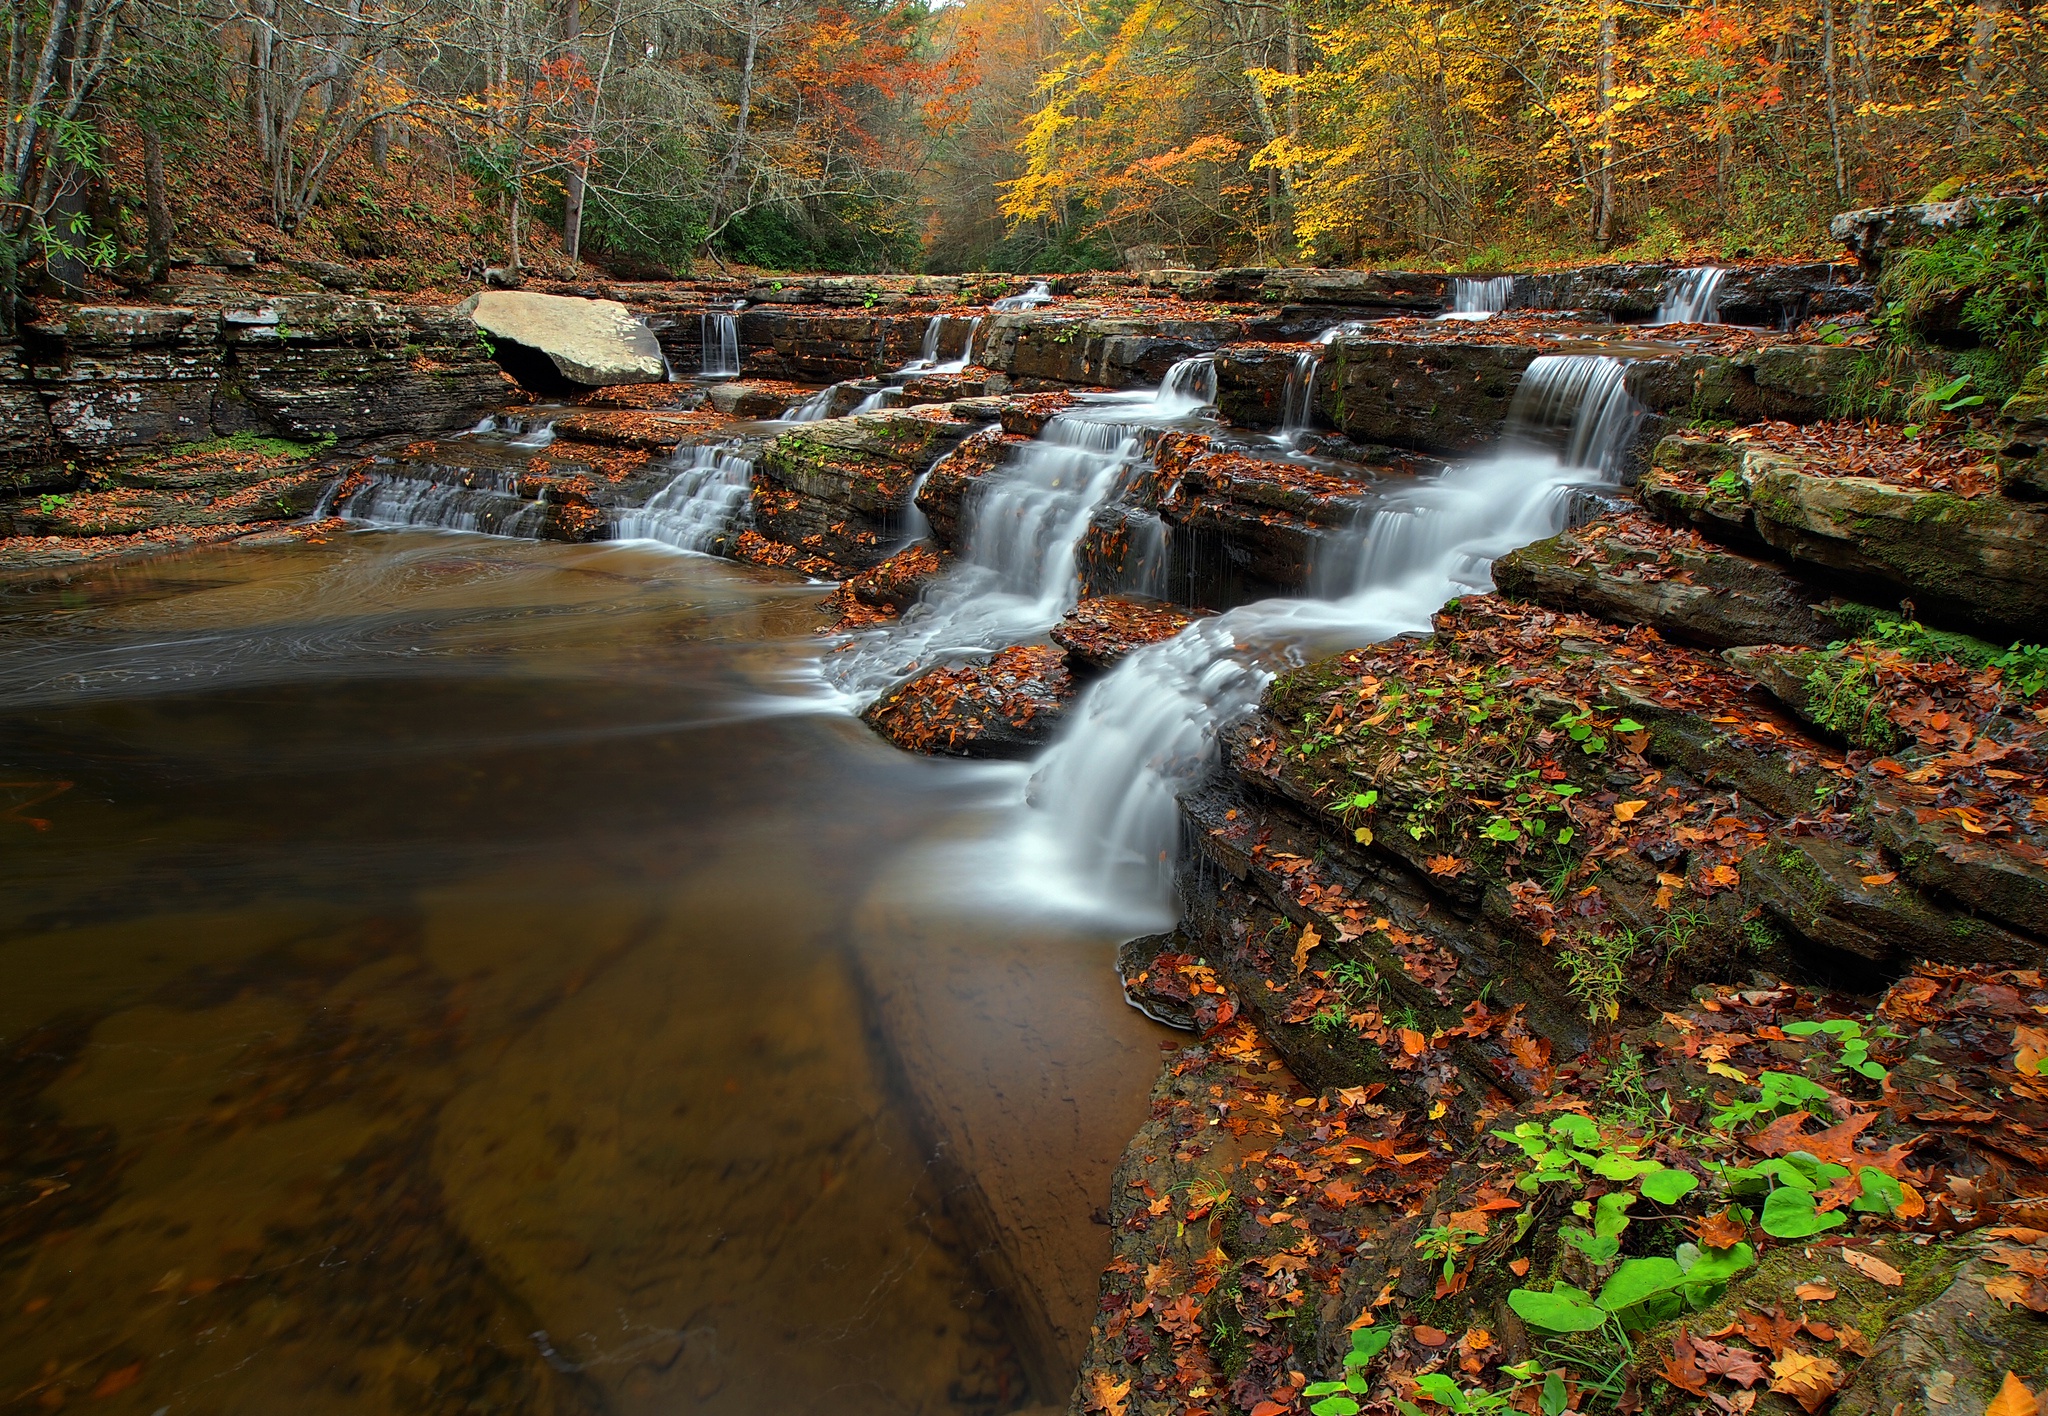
[{"left": 4, "top": 200, "right": 2046, "bottom": 1416}]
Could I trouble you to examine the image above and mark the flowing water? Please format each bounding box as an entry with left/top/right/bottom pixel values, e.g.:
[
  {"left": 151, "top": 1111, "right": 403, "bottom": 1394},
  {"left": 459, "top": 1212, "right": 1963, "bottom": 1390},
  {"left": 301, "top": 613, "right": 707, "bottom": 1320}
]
[
  {"left": 1014, "top": 352, "right": 1638, "bottom": 912},
  {"left": 700, "top": 313, "right": 742, "bottom": 377},
  {"left": 825, "top": 360, "right": 1215, "bottom": 702},
  {"left": 0, "top": 536, "right": 1168, "bottom": 1416},
  {"left": 1653, "top": 267, "right": 1729, "bottom": 324},
  {"left": 1445, "top": 275, "right": 1515, "bottom": 319},
  {"left": 990, "top": 283, "right": 1052, "bottom": 313},
  {"left": 610, "top": 441, "right": 759, "bottom": 553}
]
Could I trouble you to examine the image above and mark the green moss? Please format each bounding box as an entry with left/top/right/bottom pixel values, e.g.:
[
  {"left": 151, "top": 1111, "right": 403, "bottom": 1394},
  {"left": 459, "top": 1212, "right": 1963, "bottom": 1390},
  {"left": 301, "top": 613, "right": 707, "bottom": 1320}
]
[{"left": 165, "top": 431, "right": 333, "bottom": 460}]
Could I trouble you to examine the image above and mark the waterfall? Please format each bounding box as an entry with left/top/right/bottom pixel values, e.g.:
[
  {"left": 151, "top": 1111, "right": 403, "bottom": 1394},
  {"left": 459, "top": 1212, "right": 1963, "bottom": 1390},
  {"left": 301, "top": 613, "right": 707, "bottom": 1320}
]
[
  {"left": 1445, "top": 275, "right": 1515, "bottom": 320},
  {"left": 1653, "top": 268, "right": 1728, "bottom": 325},
  {"left": 992, "top": 281, "right": 1053, "bottom": 312},
  {"left": 1279, "top": 349, "right": 1320, "bottom": 440},
  {"left": 783, "top": 387, "right": 839, "bottom": 422},
  {"left": 1019, "top": 353, "right": 1640, "bottom": 914},
  {"left": 700, "top": 312, "right": 742, "bottom": 377},
  {"left": 914, "top": 316, "right": 943, "bottom": 368},
  {"left": 325, "top": 464, "right": 547, "bottom": 537},
  {"left": 611, "top": 442, "right": 756, "bottom": 553},
  {"left": 935, "top": 316, "right": 983, "bottom": 372},
  {"left": 826, "top": 368, "right": 1214, "bottom": 702}
]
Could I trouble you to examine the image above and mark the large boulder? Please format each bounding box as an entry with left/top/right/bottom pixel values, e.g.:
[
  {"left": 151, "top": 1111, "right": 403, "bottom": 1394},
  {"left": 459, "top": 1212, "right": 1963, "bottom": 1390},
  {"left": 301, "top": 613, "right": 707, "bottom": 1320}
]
[{"left": 459, "top": 291, "right": 665, "bottom": 388}]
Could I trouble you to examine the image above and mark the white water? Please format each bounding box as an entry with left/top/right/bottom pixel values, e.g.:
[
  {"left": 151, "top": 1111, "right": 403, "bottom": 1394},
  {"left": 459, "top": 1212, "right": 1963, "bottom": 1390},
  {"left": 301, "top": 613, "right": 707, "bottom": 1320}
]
[
  {"left": 1014, "top": 352, "right": 1639, "bottom": 916},
  {"left": 826, "top": 359, "right": 1216, "bottom": 702},
  {"left": 611, "top": 442, "right": 756, "bottom": 553},
  {"left": 1654, "top": 268, "right": 1728, "bottom": 325},
  {"left": 783, "top": 387, "right": 839, "bottom": 422},
  {"left": 325, "top": 466, "right": 547, "bottom": 537},
  {"left": 1444, "top": 275, "right": 1516, "bottom": 320},
  {"left": 700, "top": 313, "right": 742, "bottom": 377},
  {"left": 991, "top": 281, "right": 1053, "bottom": 312}
]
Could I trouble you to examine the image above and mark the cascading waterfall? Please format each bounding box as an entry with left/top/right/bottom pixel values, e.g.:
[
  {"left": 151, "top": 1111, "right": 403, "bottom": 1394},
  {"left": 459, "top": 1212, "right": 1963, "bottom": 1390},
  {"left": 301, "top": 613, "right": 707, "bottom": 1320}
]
[
  {"left": 1279, "top": 351, "right": 1320, "bottom": 440},
  {"left": 992, "top": 281, "right": 1053, "bottom": 312},
  {"left": 610, "top": 442, "right": 757, "bottom": 553},
  {"left": 1445, "top": 275, "right": 1516, "bottom": 320},
  {"left": 827, "top": 359, "right": 1217, "bottom": 702},
  {"left": 1019, "top": 353, "right": 1642, "bottom": 916},
  {"left": 324, "top": 463, "right": 547, "bottom": 537},
  {"left": 1653, "top": 268, "right": 1728, "bottom": 325},
  {"left": 700, "top": 313, "right": 742, "bottom": 377},
  {"left": 783, "top": 387, "right": 839, "bottom": 422}
]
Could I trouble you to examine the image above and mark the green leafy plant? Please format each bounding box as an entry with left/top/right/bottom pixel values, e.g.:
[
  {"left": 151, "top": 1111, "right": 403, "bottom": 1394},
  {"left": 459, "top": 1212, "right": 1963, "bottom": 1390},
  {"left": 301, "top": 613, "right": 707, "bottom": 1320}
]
[
  {"left": 1783, "top": 1016, "right": 1894, "bottom": 1081},
  {"left": 36, "top": 493, "right": 70, "bottom": 515},
  {"left": 1304, "top": 1325, "right": 1393, "bottom": 1415},
  {"left": 1707, "top": 1070, "right": 1833, "bottom": 1131},
  {"left": 1414, "top": 1223, "right": 1486, "bottom": 1284},
  {"left": 1994, "top": 643, "right": 2048, "bottom": 700}
]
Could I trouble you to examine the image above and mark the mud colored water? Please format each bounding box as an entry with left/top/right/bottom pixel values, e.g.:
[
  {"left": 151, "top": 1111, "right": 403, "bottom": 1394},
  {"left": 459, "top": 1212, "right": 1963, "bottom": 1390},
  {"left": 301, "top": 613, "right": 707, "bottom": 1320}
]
[{"left": 0, "top": 533, "right": 1164, "bottom": 1415}]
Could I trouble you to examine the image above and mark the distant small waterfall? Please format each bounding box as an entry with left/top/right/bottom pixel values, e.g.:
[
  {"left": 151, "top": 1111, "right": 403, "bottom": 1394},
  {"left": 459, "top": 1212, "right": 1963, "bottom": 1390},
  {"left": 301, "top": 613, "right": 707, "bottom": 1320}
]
[
  {"left": 992, "top": 281, "right": 1053, "bottom": 312},
  {"left": 1653, "top": 268, "right": 1728, "bottom": 325},
  {"left": 611, "top": 442, "right": 756, "bottom": 553},
  {"left": 1447, "top": 275, "right": 1515, "bottom": 319},
  {"left": 700, "top": 312, "right": 741, "bottom": 377}
]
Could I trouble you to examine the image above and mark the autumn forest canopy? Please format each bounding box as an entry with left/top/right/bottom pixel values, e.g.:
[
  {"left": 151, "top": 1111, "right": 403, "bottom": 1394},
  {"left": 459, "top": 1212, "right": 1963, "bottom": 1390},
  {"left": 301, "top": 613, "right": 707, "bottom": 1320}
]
[{"left": 2, "top": 0, "right": 2044, "bottom": 302}]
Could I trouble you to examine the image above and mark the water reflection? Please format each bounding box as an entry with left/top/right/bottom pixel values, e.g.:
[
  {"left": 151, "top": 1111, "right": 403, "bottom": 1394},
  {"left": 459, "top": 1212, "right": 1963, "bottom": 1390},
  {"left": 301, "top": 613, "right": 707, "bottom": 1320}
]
[{"left": 0, "top": 533, "right": 1161, "bottom": 1415}]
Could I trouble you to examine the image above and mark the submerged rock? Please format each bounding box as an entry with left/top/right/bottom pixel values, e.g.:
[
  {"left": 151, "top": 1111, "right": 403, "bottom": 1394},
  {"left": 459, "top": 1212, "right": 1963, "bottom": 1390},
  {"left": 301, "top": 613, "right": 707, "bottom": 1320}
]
[
  {"left": 460, "top": 291, "right": 666, "bottom": 388},
  {"left": 1052, "top": 597, "right": 1206, "bottom": 671}
]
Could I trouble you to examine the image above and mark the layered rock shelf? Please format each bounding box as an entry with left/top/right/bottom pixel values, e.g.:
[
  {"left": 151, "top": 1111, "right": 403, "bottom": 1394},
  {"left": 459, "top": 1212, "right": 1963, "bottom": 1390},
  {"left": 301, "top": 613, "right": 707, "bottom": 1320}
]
[{"left": 3, "top": 225, "right": 2044, "bottom": 1416}]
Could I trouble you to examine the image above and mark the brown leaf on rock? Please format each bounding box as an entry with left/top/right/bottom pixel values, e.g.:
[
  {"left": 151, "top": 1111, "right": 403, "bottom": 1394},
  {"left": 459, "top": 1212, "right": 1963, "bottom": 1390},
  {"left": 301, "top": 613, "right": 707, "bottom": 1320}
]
[
  {"left": 1770, "top": 1351, "right": 1845, "bottom": 1413},
  {"left": 1841, "top": 1248, "right": 1904, "bottom": 1286},
  {"left": 1794, "top": 1281, "right": 1836, "bottom": 1301},
  {"left": 1085, "top": 1371, "right": 1131, "bottom": 1416},
  {"left": 1663, "top": 1331, "right": 1710, "bottom": 1395}
]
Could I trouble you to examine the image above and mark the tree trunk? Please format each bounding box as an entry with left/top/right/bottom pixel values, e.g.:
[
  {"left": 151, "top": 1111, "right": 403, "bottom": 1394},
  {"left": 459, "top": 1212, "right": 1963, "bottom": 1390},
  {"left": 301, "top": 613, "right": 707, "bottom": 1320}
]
[
  {"left": 1595, "top": 0, "right": 1616, "bottom": 245},
  {"left": 560, "top": 0, "right": 585, "bottom": 262},
  {"left": 142, "top": 123, "right": 175, "bottom": 282},
  {"left": 1956, "top": 0, "right": 2004, "bottom": 148},
  {"left": 1822, "top": 0, "right": 1847, "bottom": 200}
]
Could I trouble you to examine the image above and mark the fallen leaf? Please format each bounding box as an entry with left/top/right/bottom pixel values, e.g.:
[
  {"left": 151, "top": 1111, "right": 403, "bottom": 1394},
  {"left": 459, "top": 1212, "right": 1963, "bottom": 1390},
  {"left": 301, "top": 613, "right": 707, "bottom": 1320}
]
[
  {"left": 91, "top": 1364, "right": 144, "bottom": 1400},
  {"left": 1835, "top": 1324, "right": 1872, "bottom": 1357},
  {"left": 1662, "top": 1331, "right": 1710, "bottom": 1395},
  {"left": 1292, "top": 925, "right": 1323, "bottom": 976},
  {"left": 1400, "top": 1028, "right": 1427, "bottom": 1056},
  {"left": 1614, "top": 799, "right": 1649, "bottom": 822},
  {"left": 1697, "top": 1209, "right": 1749, "bottom": 1250},
  {"left": 1427, "top": 853, "right": 1468, "bottom": 877},
  {"left": 1770, "top": 1351, "right": 1845, "bottom": 1413},
  {"left": 1860, "top": 871, "right": 1897, "bottom": 886},
  {"left": 1988, "top": 1372, "right": 2041, "bottom": 1416},
  {"left": 1794, "top": 1281, "right": 1837, "bottom": 1301},
  {"left": 1841, "top": 1248, "right": 1903, "bottom": 1287},
  {"left": 1412, "top": 1324, "right": 1449, "bottom": 1347},
  {"left": 1509, "top": 1257, "right": 1530, "bottom": 1276},
  {"left": 1693, "top": 1335, "right": 1770, "bottom": 1388}
]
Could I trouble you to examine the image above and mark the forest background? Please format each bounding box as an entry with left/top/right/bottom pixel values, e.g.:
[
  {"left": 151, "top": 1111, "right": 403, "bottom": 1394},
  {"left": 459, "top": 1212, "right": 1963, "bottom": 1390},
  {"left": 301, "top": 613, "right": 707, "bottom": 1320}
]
[{"left": 2, "top": 0, "right": 2042, "bottom": 310}]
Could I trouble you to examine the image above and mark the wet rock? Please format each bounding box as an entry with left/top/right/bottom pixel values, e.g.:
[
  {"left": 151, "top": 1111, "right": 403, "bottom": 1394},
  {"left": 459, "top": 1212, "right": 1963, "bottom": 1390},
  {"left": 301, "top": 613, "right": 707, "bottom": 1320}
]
[
  {"left": 1997, "top": 361, "right": 2048, "bottom": 500},
  {"left": 861, "top": 645, "right": 1074, "bottom": 759},
  {"left": 914, "top": 426, "right": 1014, "bottom": 549},
  {"left": 1313, "top": 337, "right": 1537, "bottom": 454},
  {"left": 753, "top": 406, "right": 989, "bottom": 572},
  {"left": 550, "top": 408, "right": 725, "bottom": 451},
  {"left": 846, "top": 541, "right": 949, "bottom": 611},
  {"left": 1492, "top": 512, "right": 1839, "bottom": 648},
  {"left": 1642, "top": 429, "right": 2048, "bottom": 637},
  {"left": 1114, "top": 932, "right": 1204, "bottom": 1029},
  {"left": 983, "top": 311, "right": 1251, "bottom": 390},
  {"left": 704, "top": 379, "right": 814, "bottom": 419},
  {"left": 0, "top": 346, "right": 60, "bottom": 489},
  {"left": 460, "top": 291, "right": 666, "bottom": 388},
  {"left": 1832, "top": 1243, "right": 2048, "bottom": 1416},
  {"left": 1052, "top": 597, "right": 1205, "bottom": 671}
]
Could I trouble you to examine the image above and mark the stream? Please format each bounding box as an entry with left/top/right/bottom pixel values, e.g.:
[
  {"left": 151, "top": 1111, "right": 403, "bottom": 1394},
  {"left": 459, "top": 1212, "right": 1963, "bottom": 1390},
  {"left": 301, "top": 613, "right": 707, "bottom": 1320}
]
[
  {"left": 0, "top": 331, "right": 1636, "bottom": 1415},
  {"left": 0, "top": 536, "right": 1165, "bottom": 1415}
]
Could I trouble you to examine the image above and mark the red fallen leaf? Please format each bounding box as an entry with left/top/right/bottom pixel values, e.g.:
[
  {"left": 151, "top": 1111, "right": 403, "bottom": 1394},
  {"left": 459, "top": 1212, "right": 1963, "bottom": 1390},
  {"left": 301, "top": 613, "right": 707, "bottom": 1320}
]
[
  {"left": 1695, "top": 1207, "right": 1747, "bottom": 1250},
  {"left": 1252, "top": 1403, "right": 1290, "bottom": 1416},
  {"left": 1413, "top": 1324, "right": 1450, "bottom": 1347},
  {"left": 1692, "top": 1334, "right": 1769, "bottom": 1388},
  {"left": 1662, "top": 1330, "right": 1711, "bottom": 1395}
]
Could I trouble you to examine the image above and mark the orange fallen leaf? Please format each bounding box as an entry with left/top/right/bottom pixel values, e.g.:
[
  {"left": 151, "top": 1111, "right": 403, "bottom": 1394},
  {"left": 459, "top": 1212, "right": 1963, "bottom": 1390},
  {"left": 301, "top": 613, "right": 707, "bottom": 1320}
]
[
  {"left": 1696, "top": 1208, "right": 1748, "bottom": 1250},
  {"left": 1412, "top": 1324, "right": 1449, "bottom": 1347},
  {"left": 1841, "top": 1248, "right": 1903, "bottom": 1287},
  {"left": 1426, "top": 853, "right": 1468, "bottom": 877},
  {"left": 1794, "top": 1281, "right": 1836, "bottom": 1301},
  {"left": 1860, "top": 871, "right": 1897, "bottom": 886},
  {"left": 1292, "top": 925, "right": 1323, "bottom": 976},
  {"left": 91, "top": 1364, "right": 144, "bottom": 1400},
  {"left": 1613, "top": 799, "right": 1649, "bottom": 822},
  {"left": 1835, "top": 1324, "right": 1872, "bottom": 1358},
  {"left": 1400, "top": 1028, "right": 1427, "bottom": 1056},
  {"left": 1770, "top": 1351, "right": 1844, "bottom": 1413},
  {"left": 1988, "top": 1372, "right": 2041, "bottom": 1416}
]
